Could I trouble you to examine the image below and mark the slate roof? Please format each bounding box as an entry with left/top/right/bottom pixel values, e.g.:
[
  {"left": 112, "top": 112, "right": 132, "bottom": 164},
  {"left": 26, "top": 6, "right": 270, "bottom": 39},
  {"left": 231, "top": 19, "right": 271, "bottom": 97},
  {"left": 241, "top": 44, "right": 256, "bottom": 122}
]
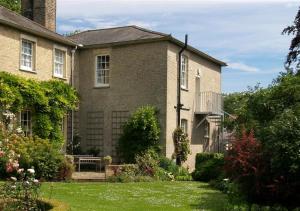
[
  {"left": 70, "top": 25, "right": 226, "bottom": 66},
  {"left": 0, "top": 5, "right": 75, "bottom": 46},
  {"left": 70, "top": 25, "right": 168, "bottom": 46}
]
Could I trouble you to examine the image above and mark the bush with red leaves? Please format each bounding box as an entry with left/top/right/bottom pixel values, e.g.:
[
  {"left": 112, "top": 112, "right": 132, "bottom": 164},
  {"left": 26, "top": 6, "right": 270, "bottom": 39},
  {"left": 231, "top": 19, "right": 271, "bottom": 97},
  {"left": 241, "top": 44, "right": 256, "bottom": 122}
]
[
  {"left": 225, "top": 130, "right": 300, "bottom": 209},
  {"left": 225, "top": 130, "right": 267, "bottom": 204}
]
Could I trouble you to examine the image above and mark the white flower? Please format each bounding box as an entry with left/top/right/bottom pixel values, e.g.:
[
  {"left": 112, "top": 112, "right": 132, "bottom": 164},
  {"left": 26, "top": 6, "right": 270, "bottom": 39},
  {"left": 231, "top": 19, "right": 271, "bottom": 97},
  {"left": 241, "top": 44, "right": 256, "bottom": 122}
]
[
  {"left": 25, "top": 181, "right": 30, "bottom": 185},
  {"left": 17, "top": 168, "right": 24, "bottom": 174},
  {"left": 16, "top": 127, "right": 23, "bottom": 133},
  {"left": 11, "top": 185, "right": 16, "bottom": 189},
  {"left": 223, "top": 178, "right": 229, "bottom": 182},
  {"left": 27, "top": 169, "right": 35, "bottom": 174},
  {"left": 33, "top": 179, "right": 39, "bottom": 183},
  {"left": 10, "top": 177, "right": 17, "bottom": 181}
]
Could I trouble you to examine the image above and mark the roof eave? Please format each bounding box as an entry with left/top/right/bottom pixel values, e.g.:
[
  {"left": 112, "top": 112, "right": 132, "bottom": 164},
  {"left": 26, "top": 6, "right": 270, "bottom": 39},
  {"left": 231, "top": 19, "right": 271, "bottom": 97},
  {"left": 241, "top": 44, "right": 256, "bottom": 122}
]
[
  {"left": 0, "top": 19, "right": 76, "bottom": 46},
  {"left": 168, "top": 36, "right": 227, "bottom": 67}
]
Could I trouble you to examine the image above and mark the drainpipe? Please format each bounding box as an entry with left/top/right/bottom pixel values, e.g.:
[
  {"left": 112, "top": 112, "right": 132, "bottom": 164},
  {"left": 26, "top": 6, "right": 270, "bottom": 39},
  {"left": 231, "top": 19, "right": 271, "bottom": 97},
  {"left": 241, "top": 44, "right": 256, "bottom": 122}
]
[
  {"left": 176, "top": 35, "right": 188, "bottom": 128},
  {"left": 70, "top": 44, "right": 83, "bottom": 154}
]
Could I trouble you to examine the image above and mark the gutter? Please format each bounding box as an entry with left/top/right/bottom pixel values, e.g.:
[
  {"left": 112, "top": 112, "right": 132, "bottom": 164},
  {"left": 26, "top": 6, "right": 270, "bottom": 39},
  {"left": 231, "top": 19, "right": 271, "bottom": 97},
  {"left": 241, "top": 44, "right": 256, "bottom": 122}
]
[
  {"left": 176, "top": 35, "right": 188, "bottom": 128},
  {"left": 70, "top": 44, "right": 83, "bottom": 154},
  {"left": 0, "top": 19, "right": 76, "bottom": 46}
]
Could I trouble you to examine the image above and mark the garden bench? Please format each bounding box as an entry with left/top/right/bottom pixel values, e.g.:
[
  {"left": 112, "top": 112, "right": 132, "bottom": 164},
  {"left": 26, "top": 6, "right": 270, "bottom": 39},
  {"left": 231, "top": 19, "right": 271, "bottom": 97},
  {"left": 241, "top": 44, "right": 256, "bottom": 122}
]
[
  {"left": 71, "top": 155, "right": 93, "bottom": 165},
  {"left": 78, "top": 157, "right": 102, "bottom": 172}
]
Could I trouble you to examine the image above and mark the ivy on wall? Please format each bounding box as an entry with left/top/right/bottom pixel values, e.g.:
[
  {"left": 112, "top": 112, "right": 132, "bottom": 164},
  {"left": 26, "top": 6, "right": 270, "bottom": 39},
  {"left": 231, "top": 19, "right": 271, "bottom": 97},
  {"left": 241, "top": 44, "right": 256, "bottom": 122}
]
[{"left": 0, "top": 72, "right": 78, "bottom": 144}]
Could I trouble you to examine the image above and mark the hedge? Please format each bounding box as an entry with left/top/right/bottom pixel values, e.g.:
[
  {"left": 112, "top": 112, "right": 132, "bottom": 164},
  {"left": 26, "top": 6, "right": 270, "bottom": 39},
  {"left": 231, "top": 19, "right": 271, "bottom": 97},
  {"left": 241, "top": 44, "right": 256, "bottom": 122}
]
[{"left": 192, "top": 153, "right": 224, "bottom": 182}]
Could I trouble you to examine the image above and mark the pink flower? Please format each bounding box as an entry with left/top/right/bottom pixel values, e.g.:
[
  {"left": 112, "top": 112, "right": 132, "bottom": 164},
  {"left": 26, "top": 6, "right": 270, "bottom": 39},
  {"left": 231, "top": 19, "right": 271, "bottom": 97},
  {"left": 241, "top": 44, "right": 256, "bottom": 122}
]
[
  {"left": 12, "top": 161, "right": 19, "bottom": 169},
  {"left": 6, "top": 163, "right": 14, "bottom": 173},
  {"left": 0, "top": 150, "right": 4, "bottom": 158}
]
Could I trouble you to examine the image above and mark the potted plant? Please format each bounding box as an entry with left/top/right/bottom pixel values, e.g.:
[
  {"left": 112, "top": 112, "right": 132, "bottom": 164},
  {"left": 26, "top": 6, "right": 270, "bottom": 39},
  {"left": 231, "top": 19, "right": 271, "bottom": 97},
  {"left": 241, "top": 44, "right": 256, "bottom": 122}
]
[{"left": 103, "top": 155, "right": 112, "bottom": 166}]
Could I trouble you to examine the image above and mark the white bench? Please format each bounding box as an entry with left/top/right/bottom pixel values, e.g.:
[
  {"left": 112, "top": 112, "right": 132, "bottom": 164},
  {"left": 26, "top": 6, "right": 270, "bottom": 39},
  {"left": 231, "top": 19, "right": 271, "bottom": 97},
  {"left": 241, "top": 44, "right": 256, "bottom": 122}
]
[{"left": 78, "top": 157, "right": 102, "bottom": 172}]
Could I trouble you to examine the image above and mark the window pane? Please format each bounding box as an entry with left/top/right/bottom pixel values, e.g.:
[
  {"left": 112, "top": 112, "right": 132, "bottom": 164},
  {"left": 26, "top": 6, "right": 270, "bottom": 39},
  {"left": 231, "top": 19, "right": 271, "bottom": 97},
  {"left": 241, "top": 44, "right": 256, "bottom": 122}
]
[
  {"left": 96, "top": 55, "right": 110, "bottom": 86},
  {"left": 21, "top": 40, "right": 33, "bottom": 70},
  {"left": 20, "top": 110, "right": 32, "bottom": 137},
  {"left": 54, "top": 49, "right": 65, "bottom": 77},
  {"left": 180, "top": 56, "right": 188, "bottom": 88}
]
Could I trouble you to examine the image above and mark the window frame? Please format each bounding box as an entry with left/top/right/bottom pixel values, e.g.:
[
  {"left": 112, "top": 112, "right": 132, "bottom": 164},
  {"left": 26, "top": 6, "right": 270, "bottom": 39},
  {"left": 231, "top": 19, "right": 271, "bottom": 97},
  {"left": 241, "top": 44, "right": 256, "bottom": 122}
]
[
  {"left": 20, "top": 110, "right": 32, "bottom": 137},
  {"left": 204, "top": 121, "right": 210, "bottom": 139},
  {"left": 95, "top": 55, "right": 110, "bottom": 88},
  {"left": 20, "top": 34, "right": 37, "bottom": 73},
  {"left": 180, "top": 55, "right": 188, "bottom": 89},
  {"left": 53, "top": 45, "right": 67, "bottom": 79},
  {"left": 180, "top": 119, "right": 188, "bottom": 135}
]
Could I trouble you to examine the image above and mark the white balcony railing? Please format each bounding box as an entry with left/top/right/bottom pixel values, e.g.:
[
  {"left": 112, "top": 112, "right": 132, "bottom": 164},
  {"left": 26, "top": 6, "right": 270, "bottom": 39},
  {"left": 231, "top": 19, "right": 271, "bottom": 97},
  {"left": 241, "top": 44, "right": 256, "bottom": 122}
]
[{"left": 195, "top": 91, "right": 223, "bottom": 115}]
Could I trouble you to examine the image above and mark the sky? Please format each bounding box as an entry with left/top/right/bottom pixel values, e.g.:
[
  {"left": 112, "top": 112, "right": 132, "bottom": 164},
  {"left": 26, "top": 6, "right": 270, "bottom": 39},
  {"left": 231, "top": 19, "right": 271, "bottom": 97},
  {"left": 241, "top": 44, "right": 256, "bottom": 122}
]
[{"left": 56, "top": 0, "right": 299, "bottom": 93}]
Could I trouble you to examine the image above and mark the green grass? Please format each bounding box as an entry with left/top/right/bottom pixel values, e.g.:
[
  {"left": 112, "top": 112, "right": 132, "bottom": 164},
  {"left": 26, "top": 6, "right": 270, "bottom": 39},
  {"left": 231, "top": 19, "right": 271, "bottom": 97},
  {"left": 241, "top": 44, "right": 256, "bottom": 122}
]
[{"left": 40, "top": 181, "right": 228, "bottom": 211}]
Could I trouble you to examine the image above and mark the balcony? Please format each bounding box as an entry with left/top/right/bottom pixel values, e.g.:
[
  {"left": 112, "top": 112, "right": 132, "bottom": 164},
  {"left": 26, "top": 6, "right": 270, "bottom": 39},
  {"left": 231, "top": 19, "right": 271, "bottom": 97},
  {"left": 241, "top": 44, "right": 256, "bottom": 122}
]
[{"left": 195, "top": 91, "right": 223, "bottom": 115}]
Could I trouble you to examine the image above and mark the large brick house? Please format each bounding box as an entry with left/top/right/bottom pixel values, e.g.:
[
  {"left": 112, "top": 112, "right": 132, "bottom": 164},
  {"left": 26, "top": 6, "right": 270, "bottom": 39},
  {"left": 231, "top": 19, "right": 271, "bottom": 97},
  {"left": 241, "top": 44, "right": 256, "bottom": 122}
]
[{"left": 0, "top": 0, "right": 226, "bottom": 169}]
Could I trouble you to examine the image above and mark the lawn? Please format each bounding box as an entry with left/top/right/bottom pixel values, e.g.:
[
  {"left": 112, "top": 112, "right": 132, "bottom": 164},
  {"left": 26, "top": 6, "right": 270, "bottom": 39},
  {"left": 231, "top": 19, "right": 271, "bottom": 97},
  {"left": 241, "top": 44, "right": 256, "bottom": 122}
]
[{"left": 40, "top": 181, "right": 228, "bottom": 211}]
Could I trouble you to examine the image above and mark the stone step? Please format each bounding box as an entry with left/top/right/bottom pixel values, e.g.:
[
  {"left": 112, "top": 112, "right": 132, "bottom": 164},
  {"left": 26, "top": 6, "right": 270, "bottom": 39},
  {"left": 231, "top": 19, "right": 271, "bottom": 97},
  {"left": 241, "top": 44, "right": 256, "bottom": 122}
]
[{"left": 72, "top": 172, "right": 106, "bottom": 182}]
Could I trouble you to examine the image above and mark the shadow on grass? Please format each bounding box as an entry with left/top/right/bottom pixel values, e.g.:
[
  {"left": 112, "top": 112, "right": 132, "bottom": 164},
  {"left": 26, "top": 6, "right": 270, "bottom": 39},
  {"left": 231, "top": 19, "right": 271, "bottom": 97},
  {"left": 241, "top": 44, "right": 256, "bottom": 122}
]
[{"left": 190, "top": 183, "right": 228, "bottom": 211}]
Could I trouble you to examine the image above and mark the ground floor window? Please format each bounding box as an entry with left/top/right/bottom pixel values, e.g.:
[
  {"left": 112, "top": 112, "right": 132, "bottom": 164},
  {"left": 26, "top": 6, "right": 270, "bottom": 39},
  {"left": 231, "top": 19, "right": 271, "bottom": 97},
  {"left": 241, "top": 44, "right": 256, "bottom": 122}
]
[
  {"left": 20, "top": 110, "right": 32, "bottom": 136},
  {"left": 204, "top": 121, "right": 210, "bottom": 139},
  {"left": 181, "top": 119, "right": 188, "bottom": 135}
]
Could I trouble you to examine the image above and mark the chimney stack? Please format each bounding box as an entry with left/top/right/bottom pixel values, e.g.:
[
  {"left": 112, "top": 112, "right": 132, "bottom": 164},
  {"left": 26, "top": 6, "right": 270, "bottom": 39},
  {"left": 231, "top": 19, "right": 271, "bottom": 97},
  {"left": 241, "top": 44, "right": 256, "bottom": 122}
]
[{"left": 21, "top": 0, "right": 56, "bottom": 32}]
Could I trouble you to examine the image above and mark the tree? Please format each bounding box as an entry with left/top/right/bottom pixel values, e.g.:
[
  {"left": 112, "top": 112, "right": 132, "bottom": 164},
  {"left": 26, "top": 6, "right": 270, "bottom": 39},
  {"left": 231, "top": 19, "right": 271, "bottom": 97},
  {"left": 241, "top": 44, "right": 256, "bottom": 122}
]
[
  {"left": 0, "top": 0, "right": 21, "bottom": 13},
  {"left": 282, "top": 6, "right": 300, "bottom": 74},
  {"left": 64, "top": 30, "right": 82, "bottom": 37},
  {"left": 224, "top": 73, "right": 300, "bottom": 208},
  {"left": 118, "top": 106, "right": 160, "bottom": 163}
]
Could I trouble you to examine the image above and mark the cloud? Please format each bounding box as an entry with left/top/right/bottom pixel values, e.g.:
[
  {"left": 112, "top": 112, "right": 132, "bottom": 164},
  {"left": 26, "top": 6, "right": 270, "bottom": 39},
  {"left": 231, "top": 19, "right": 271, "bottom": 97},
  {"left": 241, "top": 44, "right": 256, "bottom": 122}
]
[
  {"left": 126, "top": 21, "right": 157, "bottom": 29},
  {"left": 227, "top": 62, "right": 260, "bottom": 72},
  {"left": 57, "top": 24, "right": 90, "bottom": 33},
  {"left": 55, "top": 0, "right": 297, "bottom": 92}
]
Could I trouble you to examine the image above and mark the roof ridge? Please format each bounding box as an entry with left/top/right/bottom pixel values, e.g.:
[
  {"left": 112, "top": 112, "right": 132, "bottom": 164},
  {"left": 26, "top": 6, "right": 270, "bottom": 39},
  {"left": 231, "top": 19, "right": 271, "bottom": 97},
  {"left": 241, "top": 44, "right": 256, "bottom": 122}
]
[
  {"left": 0, "top": 5, "right": 73, "bottom": 42},
  {"left": 71, "top": 25, "right": 136, "bottom": 35},
  {"left": 130, "top": 25, "right": 170, "bottom": 37},
  {"left": 69, "top": 25, "right": 170, "bottom": 37}
]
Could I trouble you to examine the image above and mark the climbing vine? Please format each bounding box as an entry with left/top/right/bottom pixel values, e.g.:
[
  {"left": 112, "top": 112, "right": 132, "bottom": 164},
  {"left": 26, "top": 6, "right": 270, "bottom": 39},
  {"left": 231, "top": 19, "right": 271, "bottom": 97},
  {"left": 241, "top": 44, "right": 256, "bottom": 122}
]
[{"left": 0, "top": 72, "right": 78, "bottom": 144}]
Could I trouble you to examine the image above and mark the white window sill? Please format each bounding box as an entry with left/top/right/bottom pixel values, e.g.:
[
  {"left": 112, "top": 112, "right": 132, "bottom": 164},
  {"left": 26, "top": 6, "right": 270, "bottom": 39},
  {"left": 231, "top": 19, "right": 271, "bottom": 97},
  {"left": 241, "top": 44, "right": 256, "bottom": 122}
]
[
  {"left": 19, "top": 67, "right": 36, "bottom": 74},
  {"left": 181, "top": 86, "right": 189, "bottom": 92},
  {"left": 94, "top": 84, "right": 110, "bottom": 89},
  {"left": 53, "top": 75, "right": 67, "bottom": 80}
]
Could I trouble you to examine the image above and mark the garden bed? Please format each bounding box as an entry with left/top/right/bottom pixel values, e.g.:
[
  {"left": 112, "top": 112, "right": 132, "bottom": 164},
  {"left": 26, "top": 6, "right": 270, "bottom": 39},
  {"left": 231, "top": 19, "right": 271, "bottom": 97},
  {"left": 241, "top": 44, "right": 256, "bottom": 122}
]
[{"left": 0, "top": 198, "right": 70, "bottom": 211}]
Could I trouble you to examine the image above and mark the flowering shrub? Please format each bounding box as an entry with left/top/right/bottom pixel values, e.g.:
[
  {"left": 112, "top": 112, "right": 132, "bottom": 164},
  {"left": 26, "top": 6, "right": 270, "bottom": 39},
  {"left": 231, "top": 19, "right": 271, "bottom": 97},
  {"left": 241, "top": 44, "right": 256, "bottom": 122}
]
[
  {"left": 172, "top": 127, "right": 191, "bottom": 165},
  {"left": 135, "top": 149, "right": 159, "bottom": 177},
  {"left": 0, "top": 168, "right": 41, "bottom": 211},
  {"left": 0, "top": 117, "right": 20, "bottom": 177}
]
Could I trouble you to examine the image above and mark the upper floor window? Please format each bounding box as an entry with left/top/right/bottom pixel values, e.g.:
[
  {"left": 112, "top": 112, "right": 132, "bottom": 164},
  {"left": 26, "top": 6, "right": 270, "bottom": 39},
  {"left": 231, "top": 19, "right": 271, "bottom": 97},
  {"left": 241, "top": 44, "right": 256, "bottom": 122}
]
[
  {"left": 54, "top": 48, "right": 66, "bottom": 78},
  {"left": 181, "top": 119, "right": 188, "bottom": 135},
  {"left": 20, "top": 34, "right": 37, "bottom": 72},
  {"left": 95, "top": 55, "right": 110, "bottom": 87},
  {"left": 180, "top": 55, "right": 188, "bottom": 89},
  {"left": 21, "top": 39, "right": 34, "bottom": 72}
]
